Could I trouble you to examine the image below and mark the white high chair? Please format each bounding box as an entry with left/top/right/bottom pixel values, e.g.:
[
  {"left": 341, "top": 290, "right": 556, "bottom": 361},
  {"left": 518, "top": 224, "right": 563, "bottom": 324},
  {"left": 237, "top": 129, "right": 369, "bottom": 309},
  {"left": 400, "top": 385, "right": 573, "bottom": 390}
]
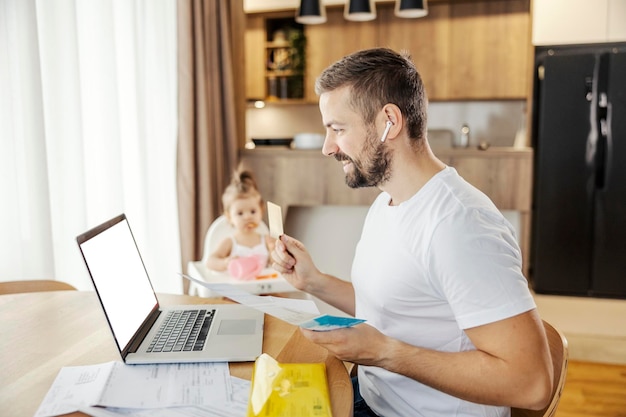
[{"left": 186, "top": 215, "right": 295, "bottom": 297}]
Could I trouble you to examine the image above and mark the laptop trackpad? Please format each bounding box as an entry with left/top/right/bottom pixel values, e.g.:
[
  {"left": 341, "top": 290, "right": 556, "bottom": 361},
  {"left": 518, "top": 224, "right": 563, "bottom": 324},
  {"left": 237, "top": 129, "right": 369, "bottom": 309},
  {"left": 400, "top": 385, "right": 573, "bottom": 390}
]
[{"left": 218, "top": 319, "right": 257, "bottom": 335}]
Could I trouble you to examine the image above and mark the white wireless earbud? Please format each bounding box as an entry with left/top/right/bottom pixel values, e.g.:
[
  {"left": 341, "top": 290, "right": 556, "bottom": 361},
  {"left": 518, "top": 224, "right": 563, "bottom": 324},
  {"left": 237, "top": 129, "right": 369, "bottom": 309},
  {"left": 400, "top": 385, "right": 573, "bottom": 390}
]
[{"left": 380, "top": 120, "right": 393, "bottom": 143}]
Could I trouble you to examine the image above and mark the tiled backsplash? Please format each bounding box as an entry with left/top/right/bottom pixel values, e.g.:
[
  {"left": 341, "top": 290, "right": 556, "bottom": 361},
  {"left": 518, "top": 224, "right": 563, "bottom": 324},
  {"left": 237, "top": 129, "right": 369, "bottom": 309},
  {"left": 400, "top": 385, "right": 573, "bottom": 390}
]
[{"left": 246, "top": 100, "right": 527, "bottom": 148}]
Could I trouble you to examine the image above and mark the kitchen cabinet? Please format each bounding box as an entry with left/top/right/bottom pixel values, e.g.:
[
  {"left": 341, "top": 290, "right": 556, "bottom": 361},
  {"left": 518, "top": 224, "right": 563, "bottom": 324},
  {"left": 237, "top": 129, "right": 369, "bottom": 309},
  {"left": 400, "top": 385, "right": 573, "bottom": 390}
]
[
  {"left": 608, "top": 0, "right": 626, "bottom": 41},
  {"left": 447, "top": 0, "right": 531, "bottom": 99},
  {"left": 245, "top": 1, "right": 531, "bottom": 102},
  {"left": 245, "top": 15, "right": 305, "bottom": 101},
  {"left": 245, "top": 14, "right": 266, "bottom": 99},
  {"left": 304, "top": 3, "right": 451, "bottom": 100},
  {"left": 239, "top": 147, "right": 533, "bottom": 275},
  {"left": 532, "top": 0, "right": 626, "bottom": 45}
]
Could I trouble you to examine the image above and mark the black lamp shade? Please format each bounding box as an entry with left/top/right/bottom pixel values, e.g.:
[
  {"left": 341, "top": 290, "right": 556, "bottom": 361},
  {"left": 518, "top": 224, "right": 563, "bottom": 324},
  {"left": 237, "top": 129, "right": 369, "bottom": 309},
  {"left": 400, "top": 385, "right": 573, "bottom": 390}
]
[
  {"left": 344, "top": 0, "right": 376, "bottom": 22},
  {"left": 395, "top": 0, "right": 428, "bottom": 18},
  {"left": 296, "top": 0, "right": 326, "bottom": 24}
]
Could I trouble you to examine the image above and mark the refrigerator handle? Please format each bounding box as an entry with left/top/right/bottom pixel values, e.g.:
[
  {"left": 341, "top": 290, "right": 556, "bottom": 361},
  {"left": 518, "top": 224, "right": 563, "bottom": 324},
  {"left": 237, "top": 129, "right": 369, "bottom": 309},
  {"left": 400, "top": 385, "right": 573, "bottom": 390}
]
[{"left": 594, "top": 54, "right": 610, "bottom": 190}]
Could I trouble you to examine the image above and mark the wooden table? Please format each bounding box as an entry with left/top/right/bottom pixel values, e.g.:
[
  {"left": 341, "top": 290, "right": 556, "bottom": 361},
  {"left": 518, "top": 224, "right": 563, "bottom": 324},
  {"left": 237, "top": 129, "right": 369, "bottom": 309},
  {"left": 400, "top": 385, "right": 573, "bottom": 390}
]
[{"left": 0, "top": 291, "right": 352, "bottom": 417}]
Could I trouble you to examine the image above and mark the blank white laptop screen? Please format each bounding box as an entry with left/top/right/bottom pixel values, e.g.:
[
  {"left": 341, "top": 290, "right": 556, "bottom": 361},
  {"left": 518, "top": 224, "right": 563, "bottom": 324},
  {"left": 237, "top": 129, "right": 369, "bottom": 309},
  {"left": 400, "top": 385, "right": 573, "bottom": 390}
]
[{"left": 79, "top": 219, "right": 157, "bottom": 353}]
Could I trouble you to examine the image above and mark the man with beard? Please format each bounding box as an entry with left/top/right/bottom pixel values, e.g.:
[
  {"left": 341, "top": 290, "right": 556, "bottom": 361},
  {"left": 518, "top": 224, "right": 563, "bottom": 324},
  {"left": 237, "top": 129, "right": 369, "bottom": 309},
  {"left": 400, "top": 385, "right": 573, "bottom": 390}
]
[{"left": 271, "top": 48, "right": 552, "bottom": 417}]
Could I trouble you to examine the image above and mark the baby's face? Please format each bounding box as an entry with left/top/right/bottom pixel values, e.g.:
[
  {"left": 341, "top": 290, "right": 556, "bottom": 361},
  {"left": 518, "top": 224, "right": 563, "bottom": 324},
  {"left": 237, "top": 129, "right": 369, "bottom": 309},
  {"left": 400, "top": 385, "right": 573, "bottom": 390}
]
[{"left": 228, "top": 196, "right": 263, "bottom": 232}]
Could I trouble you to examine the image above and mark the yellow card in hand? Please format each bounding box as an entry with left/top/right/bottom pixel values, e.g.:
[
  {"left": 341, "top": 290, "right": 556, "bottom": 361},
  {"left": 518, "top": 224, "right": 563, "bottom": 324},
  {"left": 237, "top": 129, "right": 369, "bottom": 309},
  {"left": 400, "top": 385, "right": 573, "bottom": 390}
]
[{"left": 267, "top": 201, "right": 283, "bottom": 239}]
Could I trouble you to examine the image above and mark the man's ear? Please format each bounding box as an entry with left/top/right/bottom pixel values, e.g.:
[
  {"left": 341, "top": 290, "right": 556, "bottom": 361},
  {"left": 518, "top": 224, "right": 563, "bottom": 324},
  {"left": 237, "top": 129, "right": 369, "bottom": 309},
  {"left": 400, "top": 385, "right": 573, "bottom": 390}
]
[{"left": 381, "top": 104, "right": 402, "bottom": 139}]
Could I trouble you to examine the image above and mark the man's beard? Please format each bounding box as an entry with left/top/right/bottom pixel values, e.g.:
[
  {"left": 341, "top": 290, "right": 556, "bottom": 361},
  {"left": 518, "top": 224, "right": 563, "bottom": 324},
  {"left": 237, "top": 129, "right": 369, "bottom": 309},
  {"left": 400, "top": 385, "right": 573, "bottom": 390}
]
[{"left": 335, "top": 128, "right": 392, "bottom": 188}]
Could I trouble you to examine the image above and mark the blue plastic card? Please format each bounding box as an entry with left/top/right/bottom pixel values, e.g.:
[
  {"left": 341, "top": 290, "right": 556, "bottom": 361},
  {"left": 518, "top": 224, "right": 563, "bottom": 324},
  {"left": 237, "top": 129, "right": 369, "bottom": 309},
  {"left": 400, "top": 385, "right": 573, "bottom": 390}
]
[{"left": 298, "top": 315, "right": 366, "bottom": 331}]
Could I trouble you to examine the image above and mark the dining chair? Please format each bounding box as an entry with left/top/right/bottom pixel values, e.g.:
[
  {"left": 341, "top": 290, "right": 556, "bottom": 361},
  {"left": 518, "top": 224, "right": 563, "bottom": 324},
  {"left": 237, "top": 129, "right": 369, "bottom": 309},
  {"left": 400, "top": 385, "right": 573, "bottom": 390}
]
[
  {"left": 511, "top": 320, "right": 569, "bottom": 417},
  {"left": 0, "top": 280, "right": 77, "bottom": 295}
]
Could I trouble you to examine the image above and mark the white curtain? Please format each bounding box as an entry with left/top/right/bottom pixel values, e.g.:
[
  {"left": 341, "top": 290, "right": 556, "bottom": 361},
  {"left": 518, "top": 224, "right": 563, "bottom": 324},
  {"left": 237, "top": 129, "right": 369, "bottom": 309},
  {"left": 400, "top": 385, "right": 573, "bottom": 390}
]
[{"left": 0, "top": 0, "right": 181, "bottom": 293}]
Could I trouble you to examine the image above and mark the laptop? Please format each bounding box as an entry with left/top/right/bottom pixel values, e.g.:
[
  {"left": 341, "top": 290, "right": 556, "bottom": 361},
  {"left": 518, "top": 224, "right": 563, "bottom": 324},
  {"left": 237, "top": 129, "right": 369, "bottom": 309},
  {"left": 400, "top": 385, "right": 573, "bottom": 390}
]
[{"left": 76, "top": 214, "right": 264, "bottom": 364}]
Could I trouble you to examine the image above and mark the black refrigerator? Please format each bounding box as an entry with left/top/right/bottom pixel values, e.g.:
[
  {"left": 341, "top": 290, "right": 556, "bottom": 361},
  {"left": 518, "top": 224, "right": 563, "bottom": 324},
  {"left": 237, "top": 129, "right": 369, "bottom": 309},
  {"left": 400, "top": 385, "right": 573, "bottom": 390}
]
[{"left": 531, "top": 42, "right": 626, "bottom": 299}]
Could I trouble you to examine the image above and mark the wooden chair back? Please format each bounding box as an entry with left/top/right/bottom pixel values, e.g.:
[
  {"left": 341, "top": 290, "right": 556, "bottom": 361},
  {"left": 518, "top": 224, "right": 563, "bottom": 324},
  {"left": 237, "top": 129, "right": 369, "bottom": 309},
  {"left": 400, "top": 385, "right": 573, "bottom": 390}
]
[
  {"left": 511, "top": 320, "right": 569, "bottom": 417},
  {"left": 0, "top": 280, "right": 77, "bottom": 295}
]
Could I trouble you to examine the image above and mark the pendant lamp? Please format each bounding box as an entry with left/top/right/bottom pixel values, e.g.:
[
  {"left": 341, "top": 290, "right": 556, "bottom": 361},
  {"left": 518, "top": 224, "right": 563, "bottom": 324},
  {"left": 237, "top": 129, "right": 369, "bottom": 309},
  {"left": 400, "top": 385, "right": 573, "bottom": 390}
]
[
  {"left": 395, "top": 0, "right": 428, "bottom": 18},
  {"left": 296, "top": 0, "right": 327, "bottom": 24},
  {"left": 344, "top": 0, "right": 376, "bottom": 22}
]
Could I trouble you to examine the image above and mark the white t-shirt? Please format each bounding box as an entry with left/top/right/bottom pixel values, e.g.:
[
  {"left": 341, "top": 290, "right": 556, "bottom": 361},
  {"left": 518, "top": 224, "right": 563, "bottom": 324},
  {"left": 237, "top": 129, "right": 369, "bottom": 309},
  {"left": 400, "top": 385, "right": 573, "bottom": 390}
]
[{"left": 353, "top": 166, "right": 535, "bottom": 417}]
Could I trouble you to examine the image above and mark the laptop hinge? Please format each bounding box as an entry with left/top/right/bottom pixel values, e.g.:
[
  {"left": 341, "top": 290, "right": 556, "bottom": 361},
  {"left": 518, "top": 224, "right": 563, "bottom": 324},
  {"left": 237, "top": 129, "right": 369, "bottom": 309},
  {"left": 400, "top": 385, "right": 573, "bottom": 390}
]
[{"left": 124, "top": 307, "right": 161, "bottom": 356}]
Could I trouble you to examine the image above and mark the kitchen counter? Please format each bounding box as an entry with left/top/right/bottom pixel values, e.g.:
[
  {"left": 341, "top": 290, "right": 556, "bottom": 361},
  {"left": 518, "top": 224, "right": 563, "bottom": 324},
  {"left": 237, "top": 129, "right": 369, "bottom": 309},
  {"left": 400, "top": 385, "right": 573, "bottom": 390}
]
[
  {"left": 240, "top": 146, "right": 534, "bottom": 275},
  {"left": 240, "top": 144, "right": 533, "bottom": 210}
]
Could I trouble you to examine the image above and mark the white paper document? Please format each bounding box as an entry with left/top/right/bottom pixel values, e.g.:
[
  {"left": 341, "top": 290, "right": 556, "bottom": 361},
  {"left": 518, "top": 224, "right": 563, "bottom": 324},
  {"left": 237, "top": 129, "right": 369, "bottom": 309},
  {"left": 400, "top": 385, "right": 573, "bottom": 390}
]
[
  {"left": 35, "top": 361, "right": 231, "bottom": 417},
  {"left": 79, "top": 377, "right": 251, "bottom": 417},
  {"left": 181, "top": 274, "right": 366, "bottom": 331}
]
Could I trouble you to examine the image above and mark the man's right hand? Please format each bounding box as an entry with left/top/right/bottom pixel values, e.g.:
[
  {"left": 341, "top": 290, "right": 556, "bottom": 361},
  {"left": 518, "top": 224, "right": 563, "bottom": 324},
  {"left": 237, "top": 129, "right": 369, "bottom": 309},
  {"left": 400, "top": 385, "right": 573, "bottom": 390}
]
[{"left": 271, "top": 234, "right": 319, "bottom": 293}]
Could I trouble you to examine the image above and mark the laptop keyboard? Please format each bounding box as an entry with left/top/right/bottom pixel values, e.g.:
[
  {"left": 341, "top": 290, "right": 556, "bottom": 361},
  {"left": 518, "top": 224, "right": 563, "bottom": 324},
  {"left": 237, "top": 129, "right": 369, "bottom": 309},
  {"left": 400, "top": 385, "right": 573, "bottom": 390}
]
[{"left": 147, "top": 309, "right": 215, "bottom": 353}]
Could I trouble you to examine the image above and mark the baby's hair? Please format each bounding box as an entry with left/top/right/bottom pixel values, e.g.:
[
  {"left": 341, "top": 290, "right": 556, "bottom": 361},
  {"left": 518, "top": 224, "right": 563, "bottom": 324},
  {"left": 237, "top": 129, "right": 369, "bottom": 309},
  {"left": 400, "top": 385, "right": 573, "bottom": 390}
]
[{"left": 222, "top": 168, "right": 263, "bottom": 214}]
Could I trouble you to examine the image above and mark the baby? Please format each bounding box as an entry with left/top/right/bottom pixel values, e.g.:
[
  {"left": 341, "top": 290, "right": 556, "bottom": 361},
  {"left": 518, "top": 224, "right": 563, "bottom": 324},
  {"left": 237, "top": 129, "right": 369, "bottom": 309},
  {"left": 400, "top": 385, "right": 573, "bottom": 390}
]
[{"left": 206, "top": 168, "right": 275, "bottom": 280}]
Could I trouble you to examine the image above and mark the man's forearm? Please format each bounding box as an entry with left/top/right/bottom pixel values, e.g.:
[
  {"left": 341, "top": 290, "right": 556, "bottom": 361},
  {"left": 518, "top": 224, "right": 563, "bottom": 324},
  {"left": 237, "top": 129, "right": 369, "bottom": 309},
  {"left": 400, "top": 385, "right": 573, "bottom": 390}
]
[
  {"left": 377, "top": 318, "right": 553, "bottom": 410},
  {"left": 307, "top": 273, "right": 355, "bottom": 316}
]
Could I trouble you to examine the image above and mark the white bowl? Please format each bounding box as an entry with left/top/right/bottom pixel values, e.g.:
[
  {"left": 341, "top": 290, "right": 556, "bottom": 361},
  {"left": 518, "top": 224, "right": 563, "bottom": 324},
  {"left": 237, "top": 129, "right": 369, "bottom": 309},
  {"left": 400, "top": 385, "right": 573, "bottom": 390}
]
[{"left": 293, "top": 133, "right": 325, "bottom": 149}]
